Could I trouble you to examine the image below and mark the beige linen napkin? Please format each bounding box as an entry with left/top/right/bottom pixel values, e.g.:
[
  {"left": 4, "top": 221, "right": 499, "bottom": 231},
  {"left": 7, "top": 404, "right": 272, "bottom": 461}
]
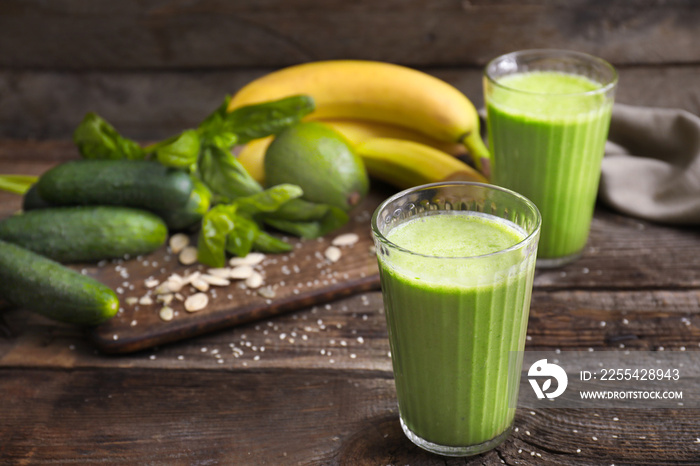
[{"left": 599, "top": 104, "right": 700, "bottom": 225}]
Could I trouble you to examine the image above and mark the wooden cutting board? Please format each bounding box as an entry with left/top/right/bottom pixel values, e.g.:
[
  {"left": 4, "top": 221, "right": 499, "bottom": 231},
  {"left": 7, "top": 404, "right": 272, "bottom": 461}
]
[{"left": 90, "top": 192, "right": 387, "bottom": 354}]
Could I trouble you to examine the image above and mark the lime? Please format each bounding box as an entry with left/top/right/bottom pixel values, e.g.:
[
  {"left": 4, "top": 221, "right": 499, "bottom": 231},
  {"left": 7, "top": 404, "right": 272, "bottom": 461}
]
[{"left": 264, "top": 122, "right": 369, "bottom": 211}]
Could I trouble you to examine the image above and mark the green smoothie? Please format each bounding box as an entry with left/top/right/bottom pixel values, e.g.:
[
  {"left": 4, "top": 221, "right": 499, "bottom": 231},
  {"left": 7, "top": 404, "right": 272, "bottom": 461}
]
[
  {"left": 486, "top": 70, "right": 614, "bottom": 261},
  {"left": 378, "top": 211, "right": 536, "bottom": 448}
]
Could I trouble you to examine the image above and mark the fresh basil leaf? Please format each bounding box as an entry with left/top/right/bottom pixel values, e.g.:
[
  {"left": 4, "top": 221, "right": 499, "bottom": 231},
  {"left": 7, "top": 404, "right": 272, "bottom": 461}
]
[
  {"left": 225, "top": 214, "right": 258, "bottom": 258},
  {"left": 0, "top": 174, "right": 38, "bottom": 195},
  {"left": 224, "top": 95, "right": 315, "bottom": 145},
  {"left": 264, "top": 206, "right": 348, "bottom": 239},
  {"left": 197, "top": 96, "right": 239, "bottom": 151},
  {"left": 253, "top": 230, "right": 293, "bottom": 253},
  {"left": 197, "top": 144, "right": 263, "bottom": 201},
  {"left": 197, "top": 205, "right": 236, "bottom": 267},
  {"left": 73, "top": 113, "right": 145, "bottom": 160},
  {"left": 199, "top": 95, "right": 232, "bottom": 130},
  {"left": 233, "top": 184, "right": 303, "bottom": 216},
  {"left": 266, "top": 198, "right": 333, "bottom": 222},
  {"left": 155, "top": 129, "right": 201, "bottom": 169}
]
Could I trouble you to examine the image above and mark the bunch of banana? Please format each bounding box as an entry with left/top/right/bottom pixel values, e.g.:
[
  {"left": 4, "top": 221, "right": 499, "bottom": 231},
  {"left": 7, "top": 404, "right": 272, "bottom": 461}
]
[
  {"left": 236, "top": 120, "right": 487, "bottom": 189},
  {"left": 229, "top": 60, "right": 491, "bottom": 189}
]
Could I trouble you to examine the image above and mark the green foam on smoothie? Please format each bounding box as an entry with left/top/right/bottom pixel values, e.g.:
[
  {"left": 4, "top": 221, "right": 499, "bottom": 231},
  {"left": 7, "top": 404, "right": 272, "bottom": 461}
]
[
  {"left": 492, "top": 71, "right": 606, "bottom": 119},
  {"left": 382, "top": 212, "right": 526, "bottom": 288},
  {"left": 386, "top": 211, "right": 522, "bottom": 257}
]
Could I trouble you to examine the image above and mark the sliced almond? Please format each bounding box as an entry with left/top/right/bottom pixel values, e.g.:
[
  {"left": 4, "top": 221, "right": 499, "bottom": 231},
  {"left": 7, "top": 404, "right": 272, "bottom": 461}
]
[
  {"left": 159, "top": 306, "right": 175, "bottom": 321},
  {"left": 245, "top": 271, "right": 264, "bottom": 289},
  {"left": 184, "top": 293, "right": 209, "bottom": 312},
  {"left": 138, "top": 295, "right": 154, "bottom": 306},
  {"left": 156, "top": 293, "right": 174, "bottom": 305},
  {"left": 257, "top": 286, "right": 276, "bottom": 299},
  {"left": 201, "top": 274, "right": 231, "bottom": 287},
  {"left": 169, "top": 233, "right": 190, "bottom": 254},
  {"left": 156, "top": 276, "right": 184, "bottom": 294},
  {"left": 332, "top": 233, "right": 359, "bottom": 247},
  {"left": 191, "top": 278, "right": 210, "bottom": 292},
  {"left": 144, "top": 278, "right": 160, "bottom": 289},
  {"left": 229, "top": 265, "right": 255, "bottom": 280},
  {"left": 324, "top": 246, "right": 342, "bottom": 263},
  {"left": 229, "top": 252, "right": 265, "bottom": 267},
  {"left": 178, "top": 246, "right": 199, "bottom": 265},
  {"left": 207, "top": 267, "right": 231, "bottom": 278}
]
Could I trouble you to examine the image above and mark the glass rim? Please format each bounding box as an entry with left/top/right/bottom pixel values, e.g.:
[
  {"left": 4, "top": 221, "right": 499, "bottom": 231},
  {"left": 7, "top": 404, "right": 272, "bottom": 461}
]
[
  {"left": 370, "top": 181, "right": 542, "bottom": 261},
  {"left": 484, "top": 49, "right": 618, "bottom": 98}
]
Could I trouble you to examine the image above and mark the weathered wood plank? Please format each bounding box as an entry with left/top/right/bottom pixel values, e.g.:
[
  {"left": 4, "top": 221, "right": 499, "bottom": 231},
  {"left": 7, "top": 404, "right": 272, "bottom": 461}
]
[
  {"left": 1, "top": 368, "right": 699, "bottom": 464},
  {"left": 3, "top": 288, "right": 700, "bottom": 371},
  {"left": 2, "top": 65, "right": 699, "bottom": 140},
  {"left": 1, "top": 0, "right": 699, "bottom": 69}
]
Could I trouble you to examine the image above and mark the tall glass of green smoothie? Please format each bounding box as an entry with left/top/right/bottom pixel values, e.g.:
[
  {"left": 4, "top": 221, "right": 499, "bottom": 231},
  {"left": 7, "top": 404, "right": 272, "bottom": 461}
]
[
  {"left": 371, "top": 182, "right": 541, "bottom": 456},
  {"left": 484, "top": 49, "right": 617, "bottom": 267}
]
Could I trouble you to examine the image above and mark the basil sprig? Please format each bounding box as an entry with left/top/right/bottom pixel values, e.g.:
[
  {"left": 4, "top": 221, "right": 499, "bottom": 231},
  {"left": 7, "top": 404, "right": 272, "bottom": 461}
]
[{"left": 66, "top": 94, "right": 351, "bottom": 265}]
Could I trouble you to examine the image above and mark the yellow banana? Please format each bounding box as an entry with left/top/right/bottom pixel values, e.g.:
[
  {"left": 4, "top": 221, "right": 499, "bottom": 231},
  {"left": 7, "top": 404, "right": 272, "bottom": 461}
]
[
  {"left": 319, "top": 118, "right": 468, "bottom": 158},
  {"left": 228, "top": 60, "right": 491, "bottom": 178},
  {"left": 236, "top": 129, "right": 486, "bottom": 190},
  {"left": 236, "top": 136, "right": 271, "bottom": 184},
  {"left": 354, "top": 138, "right": 487, "bottom": 190}
]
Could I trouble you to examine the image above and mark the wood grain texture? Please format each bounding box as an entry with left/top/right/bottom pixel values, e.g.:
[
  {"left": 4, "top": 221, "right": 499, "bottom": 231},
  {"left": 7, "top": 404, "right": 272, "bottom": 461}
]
[
  {"left": 2, "top": 368, "right": 700, "bottom": 464},
  {"left": 2, "top": 66, "right": 700, "bottom": 140},
  {"left": 2, "top": 139, "right": 700, "bottom": 464},
  {"left": 1, "top": 0, "right": 699, "bottom": 69}
]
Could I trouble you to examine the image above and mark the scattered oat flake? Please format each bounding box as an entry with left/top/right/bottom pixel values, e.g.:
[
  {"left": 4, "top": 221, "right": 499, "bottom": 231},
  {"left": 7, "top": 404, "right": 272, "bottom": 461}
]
[{"left": 185, "top": 293, "right": 209, "bottom": 312}]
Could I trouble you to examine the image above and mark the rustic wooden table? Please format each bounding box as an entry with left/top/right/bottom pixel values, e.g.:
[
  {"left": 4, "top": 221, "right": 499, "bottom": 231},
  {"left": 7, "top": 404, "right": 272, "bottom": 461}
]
[{"left": 1, "top": 141, "right": 699, "bottom": 465}]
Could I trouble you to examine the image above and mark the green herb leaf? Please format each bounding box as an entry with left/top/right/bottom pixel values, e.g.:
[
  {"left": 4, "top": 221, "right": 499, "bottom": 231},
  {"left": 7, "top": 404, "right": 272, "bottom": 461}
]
[
  {"left": 73, "top": 113, "right": 145, "bottom": 160},
  {"left": 0, "top": 175, "right": 38, "bottom": 195},
  {"left": 206, "top": 95, "right": 315, "bottom": 144},
  {"left": 233, "top": 184, "right": 303, "bottom": 217},
  {"left": 253, "top": 230, "right": 293, "bottom": 253},
  {"left": 268, "top": 198, "right": 334, "bottom": 222},
  {"left": 264, "top": 206, "right": 348, "bottom": 239},
  {"left": 197, "top": 144, "right": 263, "bottom": 201},
  {"left": 225, "top": 214, "right": 258, "bottom": 258},
  {"left": 155, "top": 129, "right": 201, "bottom": 169},
  {"left": 197, "top": 204, "right": 236, "bottom": 267}
]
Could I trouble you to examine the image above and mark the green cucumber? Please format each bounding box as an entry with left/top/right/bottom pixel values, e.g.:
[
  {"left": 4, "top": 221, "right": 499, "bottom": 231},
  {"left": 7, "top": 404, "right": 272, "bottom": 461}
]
[
  {"left": 32, "top": 159, "right": 208, "bottom": 230},
  {"left": 22, "top": 184, "right": 52, "bottom": 211},
  {"left": 0, "top": 206, "right": 167, "bottom": 263},
  {"left": 37, "top": 159, "right": 193, "bottom": 213},
  {"left": 154, "top": 178, "right": 211, "bottom": 231},
  {"left": 0, "top": 239, "right": 119, "bottom": 325}
]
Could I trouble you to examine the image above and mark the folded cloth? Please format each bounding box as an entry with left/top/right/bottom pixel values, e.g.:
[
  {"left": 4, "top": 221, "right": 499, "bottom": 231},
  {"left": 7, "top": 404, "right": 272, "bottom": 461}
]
[{"left": 599, "top": 104, "right": 700, "bottom": 225}]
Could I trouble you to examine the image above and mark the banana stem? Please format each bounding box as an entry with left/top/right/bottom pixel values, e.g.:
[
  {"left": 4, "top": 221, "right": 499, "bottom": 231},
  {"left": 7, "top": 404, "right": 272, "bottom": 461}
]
[{"left": 461, "top": 131, "right": 492, "bottom": 181}]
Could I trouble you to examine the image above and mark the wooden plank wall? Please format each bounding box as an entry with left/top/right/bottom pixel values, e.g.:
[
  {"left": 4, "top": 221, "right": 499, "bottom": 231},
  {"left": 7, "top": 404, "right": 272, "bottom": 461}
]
[{"left": 1, "top": 0, "right": 699, "bottom": 140}]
